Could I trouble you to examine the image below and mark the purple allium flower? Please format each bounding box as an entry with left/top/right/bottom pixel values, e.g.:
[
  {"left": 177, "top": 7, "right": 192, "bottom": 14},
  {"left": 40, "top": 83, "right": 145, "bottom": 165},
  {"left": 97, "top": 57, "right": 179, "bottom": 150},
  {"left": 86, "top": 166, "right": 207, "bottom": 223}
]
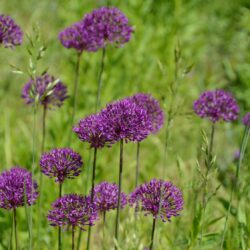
[
  {"left": 47, "top": 194, "right": 98, "bottom": 230},
  {"left": 243, "top": 113, "right": 250, "bottom": 127},
  {"left": 73, "top": 113, "right": 112, "bottom": 149},
  {"left": 193, "top": 90, "right": 239, "bottom": 123},
  {"left": 82, "top": 7, "right": 133, "bottom": 49},
  {"left": 92, "top": 182, "right": 127, "bottom": 213},
  {"left": 0, "top": 167, "right": 38, "bottom": 210},
  {"left": 0, "top": 14, "right": 23, "bottom": 48},
  {"left": 100, "top": 98, "right": 152, "bottom": 143},
  {"left": 21, "top": 73, "right": 68, "bottom": 109},
  {"left": 233, "top": 150, "right": 240, "bottom": 161},
  {"left": 129, "top": 179, "right": 184, "bottom": 222},
  {"left": 40, "top": 148, "right": 83, "bottom": 183},
  {"left": 130, "top": 93, "right": 164, "bottom": 133}
]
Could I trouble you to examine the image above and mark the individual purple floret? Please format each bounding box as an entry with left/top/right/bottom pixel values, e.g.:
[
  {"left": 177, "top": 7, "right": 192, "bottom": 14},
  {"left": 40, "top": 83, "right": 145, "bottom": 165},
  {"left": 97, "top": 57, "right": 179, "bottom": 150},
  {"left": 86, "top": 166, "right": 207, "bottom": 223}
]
[
  {"left": 40, "top": 148, "right": 83, "bottom": 183},
  {"left": 193, "top": 90, "right": 239, "bottom": 123},
  {"left": 130, "top": 93, "right": 164, "bottom": 134},
  {"left": 129, "top": 179, "right": 184, "bottom": 222},
  {"left": 243, "top": 113, "right": 250, "bottom": 127},
  {"left": 82, "top": 7, "right": 133, "bottom": 49},
  {"left": 100, "top": 98, "right": 152, "bottom": 143},
  {"left": 92, "top": 182, "right": 127, "bottom": 213},
  {"left": 73, "top": 113, "right": 112, "bottom": 149},
  {"left": 0, "top": 167, "right": 38, "bottom": 210},
  {"left": 21, "top": 73, "right": 68, "bottom": 109},
  {"left": 47, "top": 194, "right": 98, "bottom": 230},
  {"left": 0, "top": 14, "right": 23, "bottom": 48}
]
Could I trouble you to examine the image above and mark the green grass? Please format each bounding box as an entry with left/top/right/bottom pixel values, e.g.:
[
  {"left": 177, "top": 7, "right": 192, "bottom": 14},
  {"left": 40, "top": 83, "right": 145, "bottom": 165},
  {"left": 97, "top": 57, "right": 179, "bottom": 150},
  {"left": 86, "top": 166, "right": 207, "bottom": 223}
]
[{"left": 1, "top": 0, "right": 250, "bottom": 249}]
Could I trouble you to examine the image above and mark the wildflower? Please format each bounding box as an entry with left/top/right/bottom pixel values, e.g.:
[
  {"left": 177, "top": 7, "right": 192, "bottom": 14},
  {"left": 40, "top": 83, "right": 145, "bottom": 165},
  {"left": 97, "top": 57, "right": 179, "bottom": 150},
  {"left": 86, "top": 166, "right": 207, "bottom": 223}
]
[
  {"left": 40, "top": 148, "right": 83, "bottom": 183},
  {"left": 243, "top": 113, "right": 250, "bottom": 127},
  {"left": 193, "top": 90, "right": 239, "bottom": 123},
  {"left": 129, "top": 179, "right": 183, "bottom": 222},
  {"left": 0, "top": 167, "right": 38, "bottom": 210},
  {"left": 0, "top": 14, "right": 23, "bottom": 48},
  {"left": 22, "top": 73, "right": 68, "bottom": 109}
]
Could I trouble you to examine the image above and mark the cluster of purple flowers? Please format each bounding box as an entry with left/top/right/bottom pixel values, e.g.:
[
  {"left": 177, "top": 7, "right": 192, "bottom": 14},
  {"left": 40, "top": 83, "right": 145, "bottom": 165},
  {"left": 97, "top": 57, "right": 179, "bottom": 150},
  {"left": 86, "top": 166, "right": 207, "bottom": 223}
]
[
  {"left": 193, "top": 90, "right": 239, "bottom": 123},
  {"left": 59, "top": 7, "right": 133, "bottom": 53},
  {"left": 22, "top": 73, "right": 68, "bottom": 109},
  {"left": 129, "top": 179, "right": 184, "bottom": 222},
  {"left": 74, "top": 94, "right": 164, "bottom": 147},
  {"left": 243, "top": 113, "right": 250, "bottom": 127},
  {"left": 0, "top": 14, "right": 23, "bottom": 48},
  {"left": 0, "top": 167, "right": 38, "bottom": 210},
  {"left": 40, "top": 148, "right": 83, "bottom": 183}
]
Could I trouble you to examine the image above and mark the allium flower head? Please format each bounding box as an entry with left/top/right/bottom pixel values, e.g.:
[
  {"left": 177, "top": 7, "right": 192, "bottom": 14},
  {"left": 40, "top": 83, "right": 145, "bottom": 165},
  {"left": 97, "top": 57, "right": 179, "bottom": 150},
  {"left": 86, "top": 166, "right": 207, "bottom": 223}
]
[
  {"left": 40, "top": 148, "right": 83, "bottom": 183},
  {"left": 82, "top": 7, "right": 133, "bottom": 50},
  {"left": 243, "top": 113, "right": 250, "bottom": 127},
  {"left": 93, "top": 182, "right": 127, "bottom": 213},
  {"left": 47, "top": 194, "right": 98, "bottom": 230},
  {"left": 0, "top": 14, "right": 23, "bottom": 48},
  {"left": 129, "top": 179, "right": 183, "bottom": 222},
  {"left": 22, "top": 73, "right": 68, "bottom": 109},
  {"left": 0, "top": 167, "right": 38, "bottom": 210},
  {"left": 130, "top": 93, "right": 164, "bottom": 133},
  {"left": 73, "top": 113, "right": 112, "bottom": 149},
  {"left": 100, "top": 98, "right": 152, "bottom": 143},
  {"left": 193, "top": 90, "right": 239, "bottom": 123}
]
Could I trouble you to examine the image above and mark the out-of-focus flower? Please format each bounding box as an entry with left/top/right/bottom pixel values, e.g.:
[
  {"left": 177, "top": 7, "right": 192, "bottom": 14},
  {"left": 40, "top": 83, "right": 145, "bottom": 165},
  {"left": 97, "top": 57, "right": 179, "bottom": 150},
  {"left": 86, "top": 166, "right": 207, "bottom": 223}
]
[
  {"left": 129, "top": 179, "right": 183, "bottom": 222},
  {"left": 100, "top": 98, "right": 152, "bottom": 143},
  {"left": 130, "top": 93, "right": 164, "bottom": 133},
  {"left": 243, "top": 113, "right": 250, "bottom": 127},
  {"left": 193, "top": 90, "right": 239, "bottom": 123},
  {"left": 40, "top": 148, "right": 83, "bottom": 183},
  {"left": 0, "top": 14, "right": 23, "bottom": 48},
  {"left": 93, "top": 181, "right": 127, "bottom": 213},
  {"left": 22, "top": 73, "right": 68, "bottom": 109},
  {"left": 0, "top": 167, "right": 38, "bottom": 210},
  {"left": 47, "top": 194, "right": 98, "bottom": 230}
]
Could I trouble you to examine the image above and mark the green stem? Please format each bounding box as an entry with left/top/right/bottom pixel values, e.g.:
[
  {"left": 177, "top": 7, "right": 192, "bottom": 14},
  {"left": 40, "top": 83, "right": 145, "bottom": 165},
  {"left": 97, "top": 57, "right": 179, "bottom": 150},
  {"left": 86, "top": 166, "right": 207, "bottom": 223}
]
[
  {"left": 95, "top": 47, "right": 106, "bottom": 112},
  {"left": 149, "top": 218, "right": 156, "bottom": 250},
  {"left": 199, "top": 123, "right": 215, "bottom": 244},
  {"left": 41, "top": 106, "right": 47, "bottom": 153},
  {"left": 58, "top": 183, "right": 62, "bottom": 250},
  {"left": 135, "top": 142, "right": 140, "bottom": 188},
  {"left": 86, "top": 148, "right": 98, "bottom": 250},
  {"left": 115, "top": 139, "right": 124, "bottom": 249},
  {"left": 103, "top": 211, "right": 106, "bottom": 250},
  {"left": 72, "top": 227, "right": 75, "bottom": 250},
  {"left": 13, "top": 209, "right": 18, "bottom": 250},
  {"left": 68, "top": 52, "right": 82, "bottom": 147},
  {"left": 220, "top": 127, "right": 250, "bottom": 248}
]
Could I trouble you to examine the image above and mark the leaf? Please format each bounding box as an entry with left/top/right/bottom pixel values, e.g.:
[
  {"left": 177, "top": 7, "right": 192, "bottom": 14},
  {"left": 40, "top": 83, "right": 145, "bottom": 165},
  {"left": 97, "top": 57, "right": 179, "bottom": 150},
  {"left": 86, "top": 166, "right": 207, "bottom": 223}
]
[{"left": 206, "top": 216, "right": 225, "bottom": 227}]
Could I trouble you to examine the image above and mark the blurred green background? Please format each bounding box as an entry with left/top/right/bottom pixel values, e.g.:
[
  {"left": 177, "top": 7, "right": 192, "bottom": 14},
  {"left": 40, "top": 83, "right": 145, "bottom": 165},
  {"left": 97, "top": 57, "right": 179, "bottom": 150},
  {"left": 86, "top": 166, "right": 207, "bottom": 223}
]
[{"left": 1, "top": 0, "right": 250, "bottom": 249}]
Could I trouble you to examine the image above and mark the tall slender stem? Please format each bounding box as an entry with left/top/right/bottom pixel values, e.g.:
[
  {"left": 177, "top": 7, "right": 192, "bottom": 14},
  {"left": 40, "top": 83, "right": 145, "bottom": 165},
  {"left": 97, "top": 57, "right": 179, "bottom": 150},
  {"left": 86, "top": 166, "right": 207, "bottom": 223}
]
[
  {"left": 37, "top": 106, "right": 46, "bottom": 250},
  {"left": 72, "top": 227, "right": 75, "bottom": 250},
  {"left": 115, "top": 139, "right": 124, "bottom": 248},
  {"left": 13, "top": 209, "right": 18, "bottom": 250},
  {"left": 58, "top": 183, "right": 62, "bottom": 250},
  {"left": 95, "top": 47, "right": 106, "bottom": 112},
  {"left": 68, "top": 52, "right": 82, "bottom": 147},
  {"left": 86, "top": 148, "right": 98, "bottom": 250},
  {"left": 103, "top": 211, "right": 106, "bottom": 250},
  {"left": 199, "top": 123, "right": 215, "bottom": 244},
  {"left": 220, "top": 127, "right": 250, "bottom": 248},
  {"left": 149, "top": 218, "right": 156, "bottom": 250},
  {"left": 135, "top": 142, "right": 140, "bottom": 188}
]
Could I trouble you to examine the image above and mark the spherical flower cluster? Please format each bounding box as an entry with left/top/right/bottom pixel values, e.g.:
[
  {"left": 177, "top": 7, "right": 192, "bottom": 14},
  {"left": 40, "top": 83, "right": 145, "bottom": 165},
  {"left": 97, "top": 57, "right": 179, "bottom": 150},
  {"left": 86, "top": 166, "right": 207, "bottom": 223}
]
[
  {"left": 93, "top": 182, "right": 127, "bottom": 213},
  {"left": 0, "top": 167, "right": 38, "bottom": 210},
  {"left": 59, "top": 7, "right": 133, "bottom": 53},
  {"left": 130, "top": 93, "right": 164, "bottom": 133},
  {"left": 47, "top": 194, "right": 98, "bottom": 230},
  {"left": 129, "top": 179, "right": 184, "bottom": 222},
  {"left": 22, "top": 73, "right": 68, "bottom": 109},
  {"left": 0, "top": 14, "right": 23, "bottom": 48},
  {"left": 73, "top": 113, "right": 112, "bottom": 149},
  {"left": 193, "top": 90, "right": 239, "bottom": 123},
  {"left": 40, "top": 148, "right": 83, "bottom": 183},
  {"left": 100, "top": 98, "right": 152, "bottom": 143},
  {"left": 243, "top": 113, "right": 250, "bottom": 127}
]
